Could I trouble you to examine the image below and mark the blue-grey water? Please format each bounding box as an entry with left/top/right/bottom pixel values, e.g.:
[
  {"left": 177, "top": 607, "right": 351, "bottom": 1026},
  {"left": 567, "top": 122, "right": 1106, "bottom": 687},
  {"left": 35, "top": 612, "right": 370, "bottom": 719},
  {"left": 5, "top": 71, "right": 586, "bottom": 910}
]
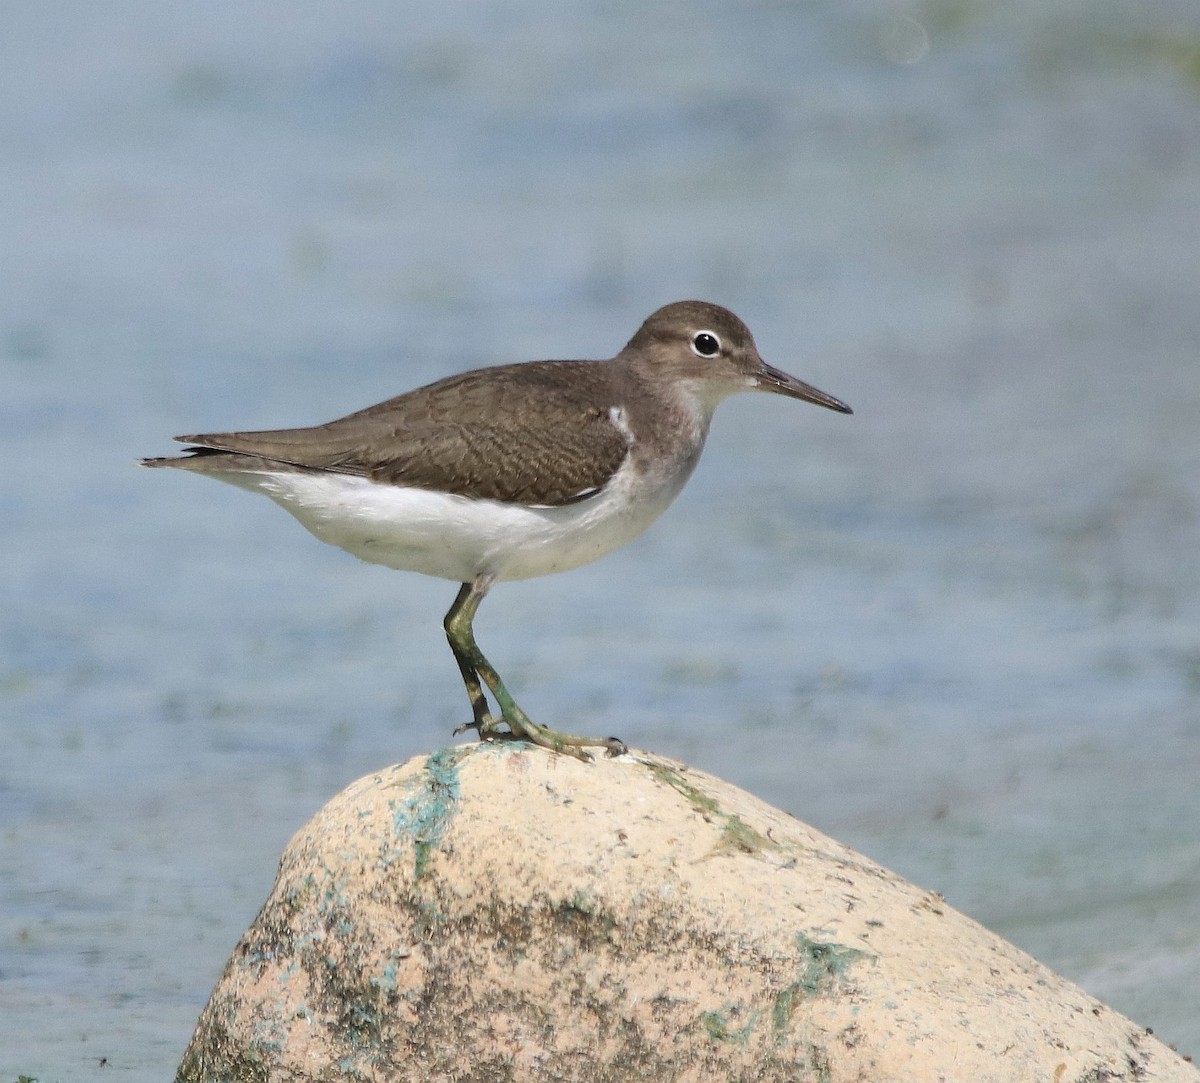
[{"left": 3, "top": 2, "right": 1200, "bottom": 1077}]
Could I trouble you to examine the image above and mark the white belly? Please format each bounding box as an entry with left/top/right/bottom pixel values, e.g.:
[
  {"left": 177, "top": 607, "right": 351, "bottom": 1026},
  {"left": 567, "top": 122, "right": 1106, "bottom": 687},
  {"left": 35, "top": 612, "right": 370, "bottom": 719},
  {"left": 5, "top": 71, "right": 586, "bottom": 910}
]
[{"left": 206, "top": 455, "right": 696, "bottom": 583}]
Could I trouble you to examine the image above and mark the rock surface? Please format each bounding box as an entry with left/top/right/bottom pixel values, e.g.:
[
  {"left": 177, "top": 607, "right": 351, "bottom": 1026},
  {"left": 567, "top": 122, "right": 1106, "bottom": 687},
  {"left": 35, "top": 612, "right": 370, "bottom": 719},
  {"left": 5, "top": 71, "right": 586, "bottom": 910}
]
[{"left": 177, "top": 744, "right": 1198, "bottom": 1082}]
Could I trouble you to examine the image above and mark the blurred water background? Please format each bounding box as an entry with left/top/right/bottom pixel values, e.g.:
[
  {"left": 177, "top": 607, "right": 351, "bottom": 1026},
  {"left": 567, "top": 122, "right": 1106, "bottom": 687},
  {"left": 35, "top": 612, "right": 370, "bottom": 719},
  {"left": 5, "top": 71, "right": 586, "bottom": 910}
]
[{"left": 3, "top": 1, "right": 1199, "bottom": 1077}]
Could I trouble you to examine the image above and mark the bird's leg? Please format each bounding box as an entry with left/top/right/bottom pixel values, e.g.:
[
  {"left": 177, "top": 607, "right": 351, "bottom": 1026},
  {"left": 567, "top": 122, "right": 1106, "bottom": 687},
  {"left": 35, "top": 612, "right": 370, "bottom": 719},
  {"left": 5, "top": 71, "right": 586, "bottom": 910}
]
[
  {"left": 445, "top": 582, "right": 502, "bottom": 741},
  {"left": 442, "top": 576, "right": 627, "bottom": 762}
]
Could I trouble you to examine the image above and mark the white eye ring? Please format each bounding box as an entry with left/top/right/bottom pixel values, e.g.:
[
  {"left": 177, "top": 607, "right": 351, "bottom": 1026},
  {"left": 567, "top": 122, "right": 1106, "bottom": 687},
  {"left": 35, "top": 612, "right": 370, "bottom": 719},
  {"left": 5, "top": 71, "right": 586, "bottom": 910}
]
[{"left": 691, "top": 330, "right": 721, "bottom": 358}]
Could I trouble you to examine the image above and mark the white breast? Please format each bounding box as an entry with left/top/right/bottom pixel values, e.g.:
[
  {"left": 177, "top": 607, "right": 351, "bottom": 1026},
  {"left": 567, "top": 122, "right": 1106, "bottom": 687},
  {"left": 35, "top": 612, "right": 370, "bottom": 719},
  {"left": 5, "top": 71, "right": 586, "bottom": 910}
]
[{"left": 204, "top": 447, "right": 700, "bottom": 584}]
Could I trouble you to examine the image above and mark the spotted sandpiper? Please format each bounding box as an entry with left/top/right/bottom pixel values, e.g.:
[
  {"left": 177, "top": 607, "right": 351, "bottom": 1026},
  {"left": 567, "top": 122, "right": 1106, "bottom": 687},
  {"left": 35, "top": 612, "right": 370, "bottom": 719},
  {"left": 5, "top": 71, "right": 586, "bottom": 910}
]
[{"left": 142, "top": 301, "right": 851, "bottom": 760}]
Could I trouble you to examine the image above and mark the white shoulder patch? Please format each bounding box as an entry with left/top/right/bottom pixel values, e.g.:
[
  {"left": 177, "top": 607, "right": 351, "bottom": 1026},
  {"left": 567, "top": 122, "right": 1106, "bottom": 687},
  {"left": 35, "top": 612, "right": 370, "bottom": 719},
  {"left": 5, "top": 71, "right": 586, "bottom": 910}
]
[{"left": 608, "top": 404, "right": 635, "bottom": 446}]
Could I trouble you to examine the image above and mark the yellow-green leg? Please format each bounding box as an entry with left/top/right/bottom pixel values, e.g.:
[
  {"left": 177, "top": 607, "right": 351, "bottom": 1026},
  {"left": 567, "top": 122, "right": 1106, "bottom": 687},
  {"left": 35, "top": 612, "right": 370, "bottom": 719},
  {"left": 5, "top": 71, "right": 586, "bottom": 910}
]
[{"left": 444, "top": 577, "right": 626, "bottom": 762}]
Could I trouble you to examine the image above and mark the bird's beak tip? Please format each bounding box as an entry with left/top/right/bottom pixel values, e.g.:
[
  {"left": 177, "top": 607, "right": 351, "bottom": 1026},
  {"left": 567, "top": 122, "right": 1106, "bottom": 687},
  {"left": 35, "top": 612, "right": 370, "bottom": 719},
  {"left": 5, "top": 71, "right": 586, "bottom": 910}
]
[{"left": 757, "top": 361, "right": 853, "bottom": 415}]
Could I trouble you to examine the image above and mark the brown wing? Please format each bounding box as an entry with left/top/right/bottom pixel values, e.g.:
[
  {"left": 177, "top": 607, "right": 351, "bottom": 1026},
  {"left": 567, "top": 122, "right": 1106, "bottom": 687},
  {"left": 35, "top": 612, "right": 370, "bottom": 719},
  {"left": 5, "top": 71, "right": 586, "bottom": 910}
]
[{"left": 169, "top": 360, "right": 632, "bottom": 507}]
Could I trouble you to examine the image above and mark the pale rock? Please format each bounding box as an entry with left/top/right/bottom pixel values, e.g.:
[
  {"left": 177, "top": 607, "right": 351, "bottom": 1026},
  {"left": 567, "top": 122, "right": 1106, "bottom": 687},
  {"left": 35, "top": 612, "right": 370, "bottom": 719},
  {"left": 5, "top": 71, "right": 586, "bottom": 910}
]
[{"left": 177, "top": 744, "right": 1198, "bottom": 1082}]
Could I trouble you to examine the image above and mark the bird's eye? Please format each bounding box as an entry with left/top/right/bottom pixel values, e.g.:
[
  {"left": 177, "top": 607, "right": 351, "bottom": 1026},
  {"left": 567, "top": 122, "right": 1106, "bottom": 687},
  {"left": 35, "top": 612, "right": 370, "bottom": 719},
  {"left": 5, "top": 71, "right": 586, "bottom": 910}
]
[{"left": 691, "top": 331, "right": 721, "bottom": 357}]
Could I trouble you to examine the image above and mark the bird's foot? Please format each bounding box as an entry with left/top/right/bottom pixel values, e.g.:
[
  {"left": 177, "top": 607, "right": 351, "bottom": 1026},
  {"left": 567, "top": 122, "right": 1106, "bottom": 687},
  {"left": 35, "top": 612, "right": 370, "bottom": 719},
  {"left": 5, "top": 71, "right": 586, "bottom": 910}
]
[
  {"left": 454, "top": 711, "right": 625, "bottom": 762},
  {"left": 501, "top": 712, "right": 627, "bottom": 762},
  {"left": 453, "top": 711, "right": 504, "bottom": 741}
]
